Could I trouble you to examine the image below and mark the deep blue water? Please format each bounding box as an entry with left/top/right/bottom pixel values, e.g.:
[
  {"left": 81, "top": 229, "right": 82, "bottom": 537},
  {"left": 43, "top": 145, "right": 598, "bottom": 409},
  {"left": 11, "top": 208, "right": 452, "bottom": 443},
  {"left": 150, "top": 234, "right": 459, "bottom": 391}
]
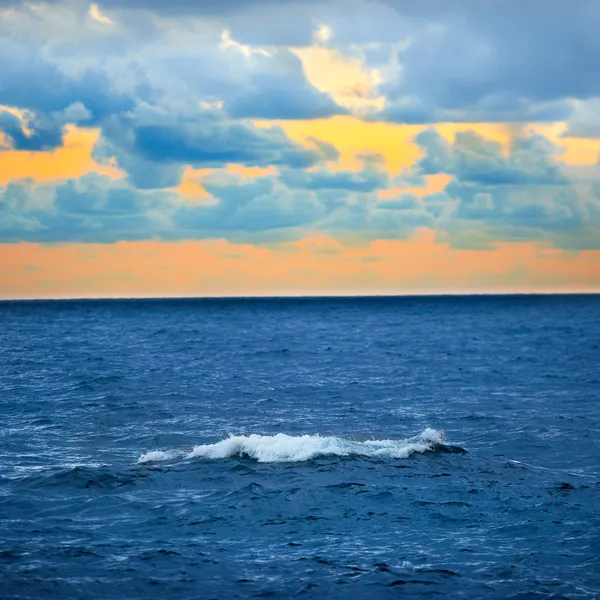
[{"left": 1, "top": 295, "right": 599, "bottom": 599}]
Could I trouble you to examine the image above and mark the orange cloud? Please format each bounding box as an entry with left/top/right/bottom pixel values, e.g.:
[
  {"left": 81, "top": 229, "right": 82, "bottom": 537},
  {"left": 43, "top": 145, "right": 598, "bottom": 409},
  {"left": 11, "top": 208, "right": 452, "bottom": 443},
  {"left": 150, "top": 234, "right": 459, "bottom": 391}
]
[
  {"left": 378, "top": 174, "right": 452, "bottom": 199},
  {"left": 291, "top": 47, "right": 384, "bottom": 115},
  {"left": 173, "top": 164, "right": 277, "bottom": 203},
  {"left": 436, "top": 123, "right": 512, "bottom": 152},
  {"left": 531, "top": 123, "right": 600, "bottom": 165},
  {"left": 254, "top": 117, "right": 583, "bottom": 176},
  {"left": 0, "top": 125, "right": 123, "bottom": 185},
  {"left": 1, "top": 232, "right": 599, "bottom": 300},
  {"left": 226, "top": 164, "right": 276, "bottom": 178},
  {"left": 173, "top": 167, "right": 214, "bottom": 202},
  {"left": 254, "top": 116, "right": 424, "bottom": 173}
]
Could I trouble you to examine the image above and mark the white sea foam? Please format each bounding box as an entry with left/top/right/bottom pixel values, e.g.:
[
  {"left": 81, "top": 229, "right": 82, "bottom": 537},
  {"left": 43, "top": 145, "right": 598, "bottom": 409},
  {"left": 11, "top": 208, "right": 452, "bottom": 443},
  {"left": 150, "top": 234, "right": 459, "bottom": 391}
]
[
  {"left": 137, "top": 428, "right": 445, "bottom": 464},
  {"left": 137, "top": 449, "right": 183, "bottom": 463}
]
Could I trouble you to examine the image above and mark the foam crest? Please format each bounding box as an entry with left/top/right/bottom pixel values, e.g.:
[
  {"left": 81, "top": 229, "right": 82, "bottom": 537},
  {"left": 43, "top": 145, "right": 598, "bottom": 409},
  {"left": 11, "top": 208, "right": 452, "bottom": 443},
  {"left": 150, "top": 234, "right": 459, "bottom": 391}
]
[
  {"left": 137, "top": 450, "right": 183, "bottom": 464},
  {"left": 138, "top": 428, "right": 447, "bottom": 464}
]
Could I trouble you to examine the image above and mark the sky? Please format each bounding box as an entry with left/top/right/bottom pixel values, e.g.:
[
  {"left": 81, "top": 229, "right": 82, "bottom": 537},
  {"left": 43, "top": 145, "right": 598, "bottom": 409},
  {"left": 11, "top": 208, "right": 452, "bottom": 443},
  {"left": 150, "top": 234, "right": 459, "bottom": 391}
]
[{"left": 1, "top": 0, "right": 600, "bottom": 299}]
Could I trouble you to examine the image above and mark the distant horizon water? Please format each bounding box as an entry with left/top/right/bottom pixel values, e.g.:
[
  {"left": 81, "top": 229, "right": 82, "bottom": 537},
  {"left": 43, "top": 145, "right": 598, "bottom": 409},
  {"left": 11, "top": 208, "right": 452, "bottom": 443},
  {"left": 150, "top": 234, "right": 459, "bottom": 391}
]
[{"left": 2, "top": 289, "right": 600, "bottom": 302}]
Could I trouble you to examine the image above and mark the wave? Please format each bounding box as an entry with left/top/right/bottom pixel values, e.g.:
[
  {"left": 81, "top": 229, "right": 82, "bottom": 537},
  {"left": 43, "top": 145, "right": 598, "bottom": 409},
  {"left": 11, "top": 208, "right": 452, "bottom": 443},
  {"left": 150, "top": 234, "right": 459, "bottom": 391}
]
[
  {"left": 138, "top": 428, "right": 462, "bottom": 464},
  {"left": 13, "top": 465, "right": 149, "bottom": 490}
]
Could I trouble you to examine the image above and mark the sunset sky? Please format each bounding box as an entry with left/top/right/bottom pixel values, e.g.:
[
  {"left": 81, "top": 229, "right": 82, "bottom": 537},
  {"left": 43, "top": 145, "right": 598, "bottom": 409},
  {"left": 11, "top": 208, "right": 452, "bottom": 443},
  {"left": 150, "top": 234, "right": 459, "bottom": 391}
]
[{"left": 1, "top": 0, "right": 600, "bottom": 298}]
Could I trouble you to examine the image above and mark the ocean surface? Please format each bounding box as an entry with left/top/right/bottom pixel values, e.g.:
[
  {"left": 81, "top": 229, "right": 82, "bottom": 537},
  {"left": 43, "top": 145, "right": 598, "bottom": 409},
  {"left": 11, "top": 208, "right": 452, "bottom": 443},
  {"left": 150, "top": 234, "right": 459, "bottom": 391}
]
[{"left": 1, "top": 295, "right": 599, "bottom": 599}]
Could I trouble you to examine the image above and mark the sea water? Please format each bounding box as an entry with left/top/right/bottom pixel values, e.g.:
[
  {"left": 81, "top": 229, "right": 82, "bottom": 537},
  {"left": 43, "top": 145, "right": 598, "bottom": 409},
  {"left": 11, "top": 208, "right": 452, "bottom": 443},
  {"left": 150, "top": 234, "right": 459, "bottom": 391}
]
[{"left": 1, "top": 295, "right": 599, "bottom": 598}]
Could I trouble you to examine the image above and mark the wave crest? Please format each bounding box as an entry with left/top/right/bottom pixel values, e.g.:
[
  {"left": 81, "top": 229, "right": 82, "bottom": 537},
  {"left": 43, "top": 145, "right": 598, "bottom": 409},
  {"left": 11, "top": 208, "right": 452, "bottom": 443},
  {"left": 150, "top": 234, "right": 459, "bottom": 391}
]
[{"left": 138, "top": 428, "right": 452, "bottom": 464}]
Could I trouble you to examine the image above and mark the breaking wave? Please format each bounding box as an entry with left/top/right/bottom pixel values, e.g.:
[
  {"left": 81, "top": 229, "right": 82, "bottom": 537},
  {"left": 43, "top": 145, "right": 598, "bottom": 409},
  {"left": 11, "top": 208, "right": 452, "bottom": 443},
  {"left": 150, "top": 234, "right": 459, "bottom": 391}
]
[{"left": 138, "top": 428, "right": 461, "bottom": 464}]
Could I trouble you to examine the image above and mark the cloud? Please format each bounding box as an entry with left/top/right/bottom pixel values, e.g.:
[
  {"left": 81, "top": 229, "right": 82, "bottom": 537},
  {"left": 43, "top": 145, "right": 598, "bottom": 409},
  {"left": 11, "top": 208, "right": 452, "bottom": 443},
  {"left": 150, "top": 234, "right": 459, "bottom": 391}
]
[
  {"left": 0, "top": 165, "right": 431, "bottom": 244},
  {"left": 0, "top": 40, "right": 135, "bottom": 122},
  {"left": 410, "top": 127, "right": 600, "bottom": 248},
  {"left": 372, "top": 0, "right": 600, "bottom": 123},
  {"left": 291, "top": 43, "right": 385, "bottom": 116},
  {"left": 0, "top": 125, "right": 122, "bottom": 185},
  {"left": 5, "top": 0, "right": 595, "bottom": 127},
  {"left": 563, "top": 99, "right": 600, "bottom": 139},
  {"left": 226, "top": 72, "right": 345, "bottom": 120},
  {"left": 175, "top": 175, "right": 326, "bottom": 236},
  {"left": 0, "top": 7, "right": 345, "bottom": 123},
  {"left": 0, "top": 174, "right": 177, "bottom": 243},
  {"left": 0, "top": 9, "right": 347, "bottom": 195},
  {"left": 92, "top": 103, "right": 339, "bottom": 189},
  {"left": 223, "top": 50, "right": 346, "bottom": 120},
  {"left": 0, "top": 171, "right": 331, "bottom": 243},
  {"left": 0, "top": 108, "right": 63, "bottom": 151},
  {"left": 279, "top": 162, "right": 388, "bottom": 192},
  {"left": 89, "top": 3, "right": 113, "bottom": 25},
  {"left": 415, "top": 128, "right": 568, "bottom": 186},
  {"left": 446, "top": 181, "right": 593, "bottom": 232},
  {"left": 376, "top": 193, "right": 419, "bottom": 210},
  {"left": 6, "top": 0, "right": 598, "bottom": 130},
  {"left": 98, "top": 0, "right": 319, "bottom": 17},
  {"left": 1, "top": 0, "right": 600, "bottom": 253},
  {"left": 2, "top": 129, "right": 600, "bottom": 249},
  {"left": 375, "top": 97, "right": 573, "bottom": 126}
]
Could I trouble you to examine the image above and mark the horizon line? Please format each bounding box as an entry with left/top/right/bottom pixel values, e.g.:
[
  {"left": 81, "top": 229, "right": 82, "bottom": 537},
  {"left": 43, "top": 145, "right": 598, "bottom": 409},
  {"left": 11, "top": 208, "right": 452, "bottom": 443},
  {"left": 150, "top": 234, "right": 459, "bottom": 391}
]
[{"left": 1, "top": 290, "right": 600, "bottom": 303}]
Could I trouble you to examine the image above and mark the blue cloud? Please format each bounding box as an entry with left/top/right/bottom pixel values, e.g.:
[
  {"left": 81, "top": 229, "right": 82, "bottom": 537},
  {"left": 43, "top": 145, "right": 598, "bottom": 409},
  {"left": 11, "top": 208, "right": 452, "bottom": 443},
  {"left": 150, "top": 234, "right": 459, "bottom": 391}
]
[
  {"left": 563, "top": 99, "right": 600, "bottom": 139},
  {"left": 1, "top": 156, "right": 599, "bottom": 248},
  {"left": 90, "top": 104, "right": 337, "bottom": 189},
  {"left": 0, "top": 41, "right": 135, "bottom": 123},
  {"left": 134, "top": 122, "right": 318, "bottom": 168},
  {"left": 0, "top": 17, "right": 344, "bottom": 126},
  {"left": 280, "top": 165, "right": 388, "bottom": 193},
  {"left": 0, "top": 175, "right": 178, "bottom": 243},
  {"left": 147, "top": 46, "right": 346, "bottom": 120},
  {"left": 415, "top": 128, "right": 568, "bottom": 186},
  {"left": 375, "top": 97, "right": 573, "bottom": 126},
  {"left": 0, "top": 173, "right": 331, "bottom": 242},
  {"left": 400, "top": 125, "right": 600, "bottom": 247},
  {"left": 3, "top": 0, "right": 600, "bottom": 128},
  {"left": 376, "top": 194, "right": 420, "bottom": 210},
  {"left": 176, "top": 181, "right": 326, "bottom": 235},
  {"left": 0, "top": 110, "right": 63, "bottom": 151},
  {"left": 0, "top": 170, "right": 417, "bottom": 243},
  {"left": 226, "top": 70, "right": 345, "bottom": 120},
  {"left": 371, "top": 0, "right": 600, "bottom": 123},
  {"left": 446, "top": 180, "right": 595, "bottom": 233},
  {"left": 314, "top": 194, "right": 435, "bottom": 238}
]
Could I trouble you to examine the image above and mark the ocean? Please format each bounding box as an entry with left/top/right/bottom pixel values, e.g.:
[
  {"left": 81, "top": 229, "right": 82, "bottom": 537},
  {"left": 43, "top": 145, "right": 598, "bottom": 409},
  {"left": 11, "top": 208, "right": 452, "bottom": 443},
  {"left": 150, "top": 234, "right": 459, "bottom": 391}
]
[{"left": 0, "top": 295, "right": 599, "bottom": 599}]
